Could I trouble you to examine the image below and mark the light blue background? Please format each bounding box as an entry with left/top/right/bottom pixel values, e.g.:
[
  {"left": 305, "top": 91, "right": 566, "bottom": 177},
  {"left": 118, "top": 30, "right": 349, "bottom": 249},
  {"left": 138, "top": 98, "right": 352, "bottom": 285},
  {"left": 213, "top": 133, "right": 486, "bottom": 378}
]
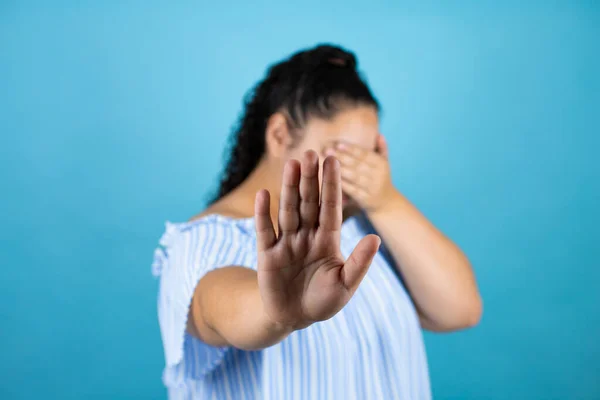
[{"left": 1, "top": 2, "right": 598, "bottom": 399}]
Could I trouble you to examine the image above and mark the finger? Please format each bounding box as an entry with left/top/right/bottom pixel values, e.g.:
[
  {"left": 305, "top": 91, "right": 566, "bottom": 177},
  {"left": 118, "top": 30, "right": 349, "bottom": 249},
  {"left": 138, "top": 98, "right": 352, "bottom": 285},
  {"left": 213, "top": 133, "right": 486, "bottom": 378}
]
[
  {"left": 278, "top": 159, "right": 301, "bottom": 234},
  {"left": 299, "top": 150, "right": 320, "bottom": 229},
  {"left": 341, "top": 234, "right": 381, "bottom": 290},
  {"left": 340, "top": 165, "right": 371, "bottom": 189},
  {"left": 329, "top": 149, "right": 360, "bottom": 168},
  {"left": 255, "top": 189, "right": 276, "bottom": 251},
  {"left": 318, "top": 156, "right": 342, "bottom": 232},
  {"left": 376, "top": 134, "right": 389, "bottom": 159},
  {"left": 336, "top": 141, "right": 367, "bottom": 160},
  {"left": 340, "top": 175, "right": 370, "bottom": 203},
  {"left": 330, "top": 142, "right": 377, "bottom": 167}
]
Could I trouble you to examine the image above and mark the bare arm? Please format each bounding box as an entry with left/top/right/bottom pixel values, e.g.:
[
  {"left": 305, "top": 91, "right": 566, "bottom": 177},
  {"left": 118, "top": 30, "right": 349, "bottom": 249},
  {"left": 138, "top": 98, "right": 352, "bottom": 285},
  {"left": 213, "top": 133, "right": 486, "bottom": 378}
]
[
  {"left": 328, "top": 136, "right": 482, "bottom": 332},
  {"left": 186, "top": 152, "right": 379, "bottom": 350},
  {"left": 187, "top": 267, "right": 292, "bottom": 350},
  {"left": 367, "top": 190, "right": 482, "bottom": 331}
]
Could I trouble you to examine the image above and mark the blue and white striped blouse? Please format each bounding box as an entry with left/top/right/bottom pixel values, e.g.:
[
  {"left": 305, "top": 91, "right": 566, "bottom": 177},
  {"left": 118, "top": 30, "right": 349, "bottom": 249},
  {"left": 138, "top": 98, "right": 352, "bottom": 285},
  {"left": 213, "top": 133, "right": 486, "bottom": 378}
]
[{"left": 152, "top": 214, "right": 431, "bottom": 399}]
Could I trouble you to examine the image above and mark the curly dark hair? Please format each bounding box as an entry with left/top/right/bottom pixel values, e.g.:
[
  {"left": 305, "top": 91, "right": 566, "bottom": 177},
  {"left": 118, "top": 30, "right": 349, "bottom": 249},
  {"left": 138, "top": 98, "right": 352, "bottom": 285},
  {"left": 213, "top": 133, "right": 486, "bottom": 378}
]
[{"left": 211, "top": 43, "right": 380, "bottom": 203}]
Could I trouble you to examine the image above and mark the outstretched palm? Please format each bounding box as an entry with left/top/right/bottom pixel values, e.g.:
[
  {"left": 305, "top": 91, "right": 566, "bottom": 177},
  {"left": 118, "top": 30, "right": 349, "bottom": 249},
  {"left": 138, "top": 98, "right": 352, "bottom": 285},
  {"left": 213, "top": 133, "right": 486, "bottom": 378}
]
[{"left": 255, "top": 150, "right": 381, "bottom": 330}]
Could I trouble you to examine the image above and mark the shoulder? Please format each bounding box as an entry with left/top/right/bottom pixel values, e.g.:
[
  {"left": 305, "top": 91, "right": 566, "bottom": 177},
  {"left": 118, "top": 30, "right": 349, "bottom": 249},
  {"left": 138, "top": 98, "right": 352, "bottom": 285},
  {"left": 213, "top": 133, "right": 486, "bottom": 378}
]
[{"left": 152, "top": 213, "right": 256, "bottom": 277}]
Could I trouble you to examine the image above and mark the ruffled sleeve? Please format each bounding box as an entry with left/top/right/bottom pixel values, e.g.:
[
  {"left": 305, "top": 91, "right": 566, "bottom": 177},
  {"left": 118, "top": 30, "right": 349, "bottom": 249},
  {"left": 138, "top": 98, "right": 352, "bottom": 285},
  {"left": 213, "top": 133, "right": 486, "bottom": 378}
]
[
  {"left": 151, "top": 216, "right": 255, "bottom": 379},
  {"left": 151, "top": 222, "right": 179, "bottom": 277}
]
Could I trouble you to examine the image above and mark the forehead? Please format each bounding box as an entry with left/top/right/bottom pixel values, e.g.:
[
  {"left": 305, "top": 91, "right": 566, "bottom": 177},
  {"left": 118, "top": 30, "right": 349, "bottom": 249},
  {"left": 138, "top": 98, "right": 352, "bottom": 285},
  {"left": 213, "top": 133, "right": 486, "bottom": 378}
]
[{"left": 303, "top": 106, "right": 379, "bottom": 149}]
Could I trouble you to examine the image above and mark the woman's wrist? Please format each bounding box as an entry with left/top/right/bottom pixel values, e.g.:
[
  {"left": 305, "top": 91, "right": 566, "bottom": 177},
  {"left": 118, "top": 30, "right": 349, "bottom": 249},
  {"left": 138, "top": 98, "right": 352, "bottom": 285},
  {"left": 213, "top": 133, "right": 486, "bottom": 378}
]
[
  {"left": 366, "top": 188, "right": 406, "bottom": 219},
  {"left": 197, "top": 268, "right": 297, "bottom": 350},
  {"left": 259, "top": 313, "right": 295, "bottom": 347},
  {"left": 229, "top": 282, "right": 298, "bottom": 350}
]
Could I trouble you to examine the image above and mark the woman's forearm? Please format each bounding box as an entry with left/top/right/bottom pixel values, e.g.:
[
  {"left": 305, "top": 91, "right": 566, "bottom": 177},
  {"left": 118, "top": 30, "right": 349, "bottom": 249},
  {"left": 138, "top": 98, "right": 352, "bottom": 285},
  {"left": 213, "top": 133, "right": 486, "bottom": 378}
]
[
  {"left": 188, "top": 267, "right": 293, "bottom": 350},
  {"left": 368, "top": 190, "right": 482, "bottom": 331}
]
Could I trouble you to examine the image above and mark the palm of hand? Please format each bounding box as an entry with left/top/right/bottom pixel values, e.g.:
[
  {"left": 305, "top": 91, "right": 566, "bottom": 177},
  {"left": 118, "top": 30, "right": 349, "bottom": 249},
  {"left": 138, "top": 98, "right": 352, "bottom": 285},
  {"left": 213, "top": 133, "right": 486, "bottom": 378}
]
[{"left": 255, "top": 151, "right": 380, "bottom": 330}]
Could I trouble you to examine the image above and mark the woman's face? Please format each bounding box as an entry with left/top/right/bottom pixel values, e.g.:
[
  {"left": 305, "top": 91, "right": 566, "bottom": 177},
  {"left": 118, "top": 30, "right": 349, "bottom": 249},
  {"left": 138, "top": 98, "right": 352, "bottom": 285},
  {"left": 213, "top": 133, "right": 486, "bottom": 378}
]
[{"left": 286, "top": 105, "right": 380, "bottom": 208}]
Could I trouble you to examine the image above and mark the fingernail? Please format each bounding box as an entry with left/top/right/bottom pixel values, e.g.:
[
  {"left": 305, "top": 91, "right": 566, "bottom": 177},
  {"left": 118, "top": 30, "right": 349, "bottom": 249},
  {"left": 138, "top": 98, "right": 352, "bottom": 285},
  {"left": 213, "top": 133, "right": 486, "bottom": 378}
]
[
  {"left": 325, "top": 149, "right": 336, "bottom": 156},
  {"left": 336, "top": 142, "right": 346, "bottom": 150}
]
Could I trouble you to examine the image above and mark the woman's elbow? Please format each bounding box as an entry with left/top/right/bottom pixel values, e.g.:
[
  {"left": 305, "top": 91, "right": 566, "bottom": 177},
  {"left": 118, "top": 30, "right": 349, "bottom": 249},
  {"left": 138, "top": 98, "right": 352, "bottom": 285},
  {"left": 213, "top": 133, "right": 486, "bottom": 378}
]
[
  {"left": 455, "top": 258, "right": 483, "bottom": 328},
  {"left": 461, "top": 294, "right": 483, "bottom": 328},
  {"left": 443, "top": 294, "right": 483, "bottom": 331},
  {"left": 421, "top": 295, "right": 483, "bottom": 332}
]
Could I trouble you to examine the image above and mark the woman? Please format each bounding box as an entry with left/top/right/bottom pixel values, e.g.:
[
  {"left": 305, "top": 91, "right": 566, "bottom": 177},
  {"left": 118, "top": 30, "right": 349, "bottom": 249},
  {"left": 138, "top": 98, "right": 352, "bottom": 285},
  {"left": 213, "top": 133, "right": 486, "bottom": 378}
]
[{"left": 152, "top": 44, "right": 482, "bottom": 399}]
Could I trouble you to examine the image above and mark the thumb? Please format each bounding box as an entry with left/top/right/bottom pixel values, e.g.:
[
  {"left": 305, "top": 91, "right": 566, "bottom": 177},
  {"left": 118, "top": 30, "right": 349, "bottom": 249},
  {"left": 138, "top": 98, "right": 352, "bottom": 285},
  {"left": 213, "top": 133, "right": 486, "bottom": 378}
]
[
  {"left": 376, "top": 134, "right": 389, "bottom": 159},
  {"left": 341, "top": 234, "right": 381, "bottom": 291}
]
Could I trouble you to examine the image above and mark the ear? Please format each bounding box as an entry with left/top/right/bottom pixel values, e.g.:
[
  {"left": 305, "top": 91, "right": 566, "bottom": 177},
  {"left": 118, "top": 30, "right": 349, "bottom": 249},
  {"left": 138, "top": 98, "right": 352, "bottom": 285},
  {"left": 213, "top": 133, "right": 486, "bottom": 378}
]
[
  {"left": 376, "top": 134, "right": 389, "bottom": 159},
  {"left": 265, "top": 112, "right": 293, "bottom": 158}
]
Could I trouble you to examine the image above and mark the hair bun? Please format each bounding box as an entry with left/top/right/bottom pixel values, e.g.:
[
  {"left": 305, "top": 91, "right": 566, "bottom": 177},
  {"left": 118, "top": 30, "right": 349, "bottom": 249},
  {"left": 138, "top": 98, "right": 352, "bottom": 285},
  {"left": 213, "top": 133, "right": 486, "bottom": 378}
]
[{"left": 302, "top": 44, "right": 358, "bottom": 70}]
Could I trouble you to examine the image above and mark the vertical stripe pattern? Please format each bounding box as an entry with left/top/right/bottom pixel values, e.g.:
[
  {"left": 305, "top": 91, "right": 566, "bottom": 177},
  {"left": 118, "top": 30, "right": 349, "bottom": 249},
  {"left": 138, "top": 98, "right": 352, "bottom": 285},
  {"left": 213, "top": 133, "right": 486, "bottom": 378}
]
[{"left": 152, "top": 214, "right": 431, "bottom": 399}]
